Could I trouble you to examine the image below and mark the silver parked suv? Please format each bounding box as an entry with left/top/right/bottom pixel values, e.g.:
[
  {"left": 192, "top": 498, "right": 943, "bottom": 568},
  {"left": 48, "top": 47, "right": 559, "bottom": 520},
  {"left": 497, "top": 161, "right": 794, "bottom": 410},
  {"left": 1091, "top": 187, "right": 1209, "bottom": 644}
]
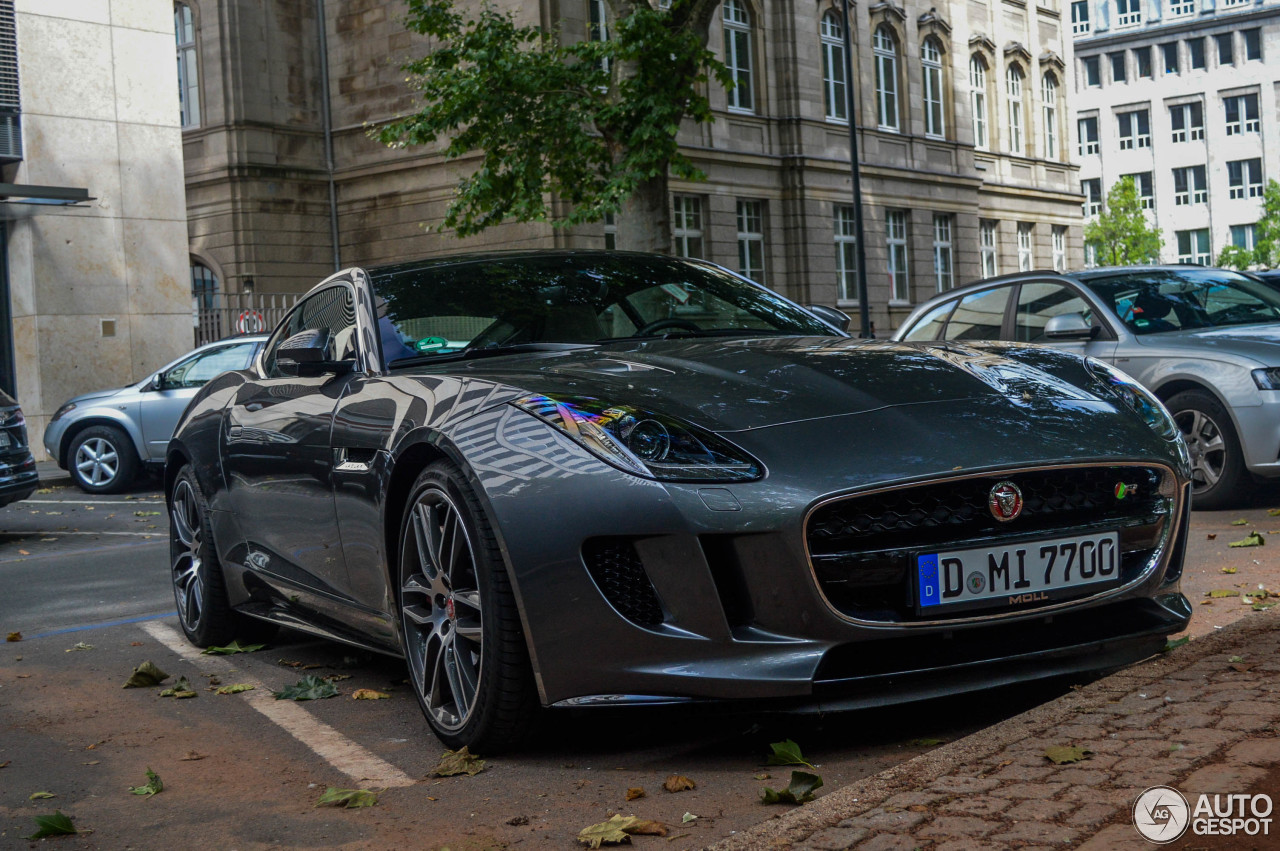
[{"left": 44, "top": 336, "right": 267, "bottom": 493}]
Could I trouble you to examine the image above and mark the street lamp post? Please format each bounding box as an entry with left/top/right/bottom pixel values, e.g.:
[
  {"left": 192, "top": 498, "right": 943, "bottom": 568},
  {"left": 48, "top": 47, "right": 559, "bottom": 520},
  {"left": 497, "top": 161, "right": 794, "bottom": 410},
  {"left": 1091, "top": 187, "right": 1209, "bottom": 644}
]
[{"left": 840, "top": 0, "right": 873, "bottom": 338}]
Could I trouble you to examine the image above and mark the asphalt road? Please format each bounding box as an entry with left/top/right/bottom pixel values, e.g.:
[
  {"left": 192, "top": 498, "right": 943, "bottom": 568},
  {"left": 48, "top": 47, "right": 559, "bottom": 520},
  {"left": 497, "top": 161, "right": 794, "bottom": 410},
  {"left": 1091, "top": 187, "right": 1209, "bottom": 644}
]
[{"left": 1, "top": 471, "right": 1277, "bottom": 849}]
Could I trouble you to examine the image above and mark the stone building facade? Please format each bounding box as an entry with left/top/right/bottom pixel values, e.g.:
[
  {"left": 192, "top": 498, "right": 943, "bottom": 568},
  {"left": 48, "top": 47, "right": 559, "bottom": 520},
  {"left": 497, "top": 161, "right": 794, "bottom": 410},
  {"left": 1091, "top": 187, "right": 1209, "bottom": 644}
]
[
  {"left": 5, "top": 0, "right": 190, "bottom": 456},
  {"left": 181, "top": 0, "right": 1083, "bottom": 333},
  {"left": 1071, "top": 0, "right": 1280, "bottom": 264}
]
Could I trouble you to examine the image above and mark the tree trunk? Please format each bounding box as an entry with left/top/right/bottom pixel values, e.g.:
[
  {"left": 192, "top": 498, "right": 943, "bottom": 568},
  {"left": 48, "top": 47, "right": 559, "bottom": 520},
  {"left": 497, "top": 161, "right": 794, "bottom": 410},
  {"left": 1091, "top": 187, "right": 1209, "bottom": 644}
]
[{"left": 616, "top": 171, "right": 671, "bottom": 254}]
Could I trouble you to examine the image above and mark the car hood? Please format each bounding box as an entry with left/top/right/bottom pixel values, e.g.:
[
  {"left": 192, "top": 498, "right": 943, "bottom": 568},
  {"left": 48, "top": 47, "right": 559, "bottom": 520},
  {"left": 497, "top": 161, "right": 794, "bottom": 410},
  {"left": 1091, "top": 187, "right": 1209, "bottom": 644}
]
[
  {"left": 429, "top": 337, "right": 1108, "bottom": 432},
  {"left": 63, "top": 386, "right": 131, "bottom": 407},
  {"left": 1133, "top": 323, "right": 1280, "bottom": 364}
]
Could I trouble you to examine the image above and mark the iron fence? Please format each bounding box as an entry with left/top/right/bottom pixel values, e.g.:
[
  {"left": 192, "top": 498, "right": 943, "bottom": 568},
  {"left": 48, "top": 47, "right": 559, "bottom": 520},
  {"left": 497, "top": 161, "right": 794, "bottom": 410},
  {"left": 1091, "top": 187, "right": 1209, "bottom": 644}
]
[{"left": 194, "top": 291, "right": 299, "bottom": 346}]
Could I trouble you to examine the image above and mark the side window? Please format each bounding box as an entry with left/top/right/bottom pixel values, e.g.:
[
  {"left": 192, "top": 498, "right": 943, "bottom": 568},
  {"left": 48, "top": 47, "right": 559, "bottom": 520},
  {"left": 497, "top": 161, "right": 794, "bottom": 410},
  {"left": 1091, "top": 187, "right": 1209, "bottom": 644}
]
[
  {"left": 164, "top": 342, "right": 259, "bottom": 388},
  {"left": 1015, "top": 283, "right": 1096, "bottom": 342},
  {"left": 942, "top": 287, "right": 1012, "bottom": 340},
  {"left": 262, "top": 285, "right": 357, "bottom": 378},
  {"left": 901, "top": 300, "right": 956, "bottom": 341}
]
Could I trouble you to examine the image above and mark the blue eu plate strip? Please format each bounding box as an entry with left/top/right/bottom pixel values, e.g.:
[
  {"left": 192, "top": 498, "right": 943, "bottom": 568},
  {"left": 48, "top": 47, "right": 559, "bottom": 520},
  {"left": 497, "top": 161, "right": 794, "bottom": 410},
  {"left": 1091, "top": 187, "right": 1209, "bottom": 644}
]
[{"left": 917, "top": 554, "right": 940, "bottom": 608}]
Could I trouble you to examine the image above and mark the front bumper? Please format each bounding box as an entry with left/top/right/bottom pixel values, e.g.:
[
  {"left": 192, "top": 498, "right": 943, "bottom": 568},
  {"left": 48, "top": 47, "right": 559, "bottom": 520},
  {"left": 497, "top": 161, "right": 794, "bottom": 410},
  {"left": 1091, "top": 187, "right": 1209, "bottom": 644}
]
[{"left": 1235, "top": 395, "right": 1280, "bottom": 476}]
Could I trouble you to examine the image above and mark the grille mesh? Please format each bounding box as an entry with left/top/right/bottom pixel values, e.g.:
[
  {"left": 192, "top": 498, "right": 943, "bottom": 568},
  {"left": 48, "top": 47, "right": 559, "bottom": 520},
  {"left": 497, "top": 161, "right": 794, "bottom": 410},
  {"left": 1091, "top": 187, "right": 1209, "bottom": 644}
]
[{"left": 583, "top": 538, "right": 664, "bottom": 627}]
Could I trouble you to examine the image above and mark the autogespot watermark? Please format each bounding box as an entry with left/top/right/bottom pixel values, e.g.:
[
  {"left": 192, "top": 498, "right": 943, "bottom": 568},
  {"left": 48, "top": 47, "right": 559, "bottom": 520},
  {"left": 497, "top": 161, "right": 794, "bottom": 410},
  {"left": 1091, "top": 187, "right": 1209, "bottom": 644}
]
[{"left": 1133, "top": 785, "right": 1274, "bottom": 843}]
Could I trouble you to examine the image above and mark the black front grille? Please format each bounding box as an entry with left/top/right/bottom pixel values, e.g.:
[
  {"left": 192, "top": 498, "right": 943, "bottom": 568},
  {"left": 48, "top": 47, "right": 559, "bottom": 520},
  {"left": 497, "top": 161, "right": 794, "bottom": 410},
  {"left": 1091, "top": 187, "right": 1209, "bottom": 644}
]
[
  {"left": 582, "top": 538, "right": 664, "bottom": 627},
  {"left": 806, "top": 466, "right": 1173, "bottom": 623}
]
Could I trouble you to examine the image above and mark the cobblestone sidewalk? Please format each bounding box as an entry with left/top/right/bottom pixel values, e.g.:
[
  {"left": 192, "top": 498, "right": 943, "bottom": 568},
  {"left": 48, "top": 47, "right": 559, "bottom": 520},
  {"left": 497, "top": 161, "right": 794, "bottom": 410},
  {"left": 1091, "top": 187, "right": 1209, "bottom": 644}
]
[{"left": 708, "top": 611, "right": 1280, "bottom": 851}]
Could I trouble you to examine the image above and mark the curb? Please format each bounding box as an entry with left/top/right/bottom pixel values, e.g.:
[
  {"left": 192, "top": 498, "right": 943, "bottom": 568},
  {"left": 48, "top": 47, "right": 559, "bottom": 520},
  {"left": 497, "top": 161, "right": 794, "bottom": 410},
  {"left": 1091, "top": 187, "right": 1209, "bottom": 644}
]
[{"left": 704, "top": 612, "right": 1279, "bottom": 850}]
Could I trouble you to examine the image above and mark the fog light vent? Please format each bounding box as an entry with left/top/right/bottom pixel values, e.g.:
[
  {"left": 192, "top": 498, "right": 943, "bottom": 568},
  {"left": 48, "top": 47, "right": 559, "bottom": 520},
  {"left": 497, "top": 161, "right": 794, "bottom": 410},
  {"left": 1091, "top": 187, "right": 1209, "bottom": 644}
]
[{"left": 582, "top": 538, "right": 664, "bottom": 627}]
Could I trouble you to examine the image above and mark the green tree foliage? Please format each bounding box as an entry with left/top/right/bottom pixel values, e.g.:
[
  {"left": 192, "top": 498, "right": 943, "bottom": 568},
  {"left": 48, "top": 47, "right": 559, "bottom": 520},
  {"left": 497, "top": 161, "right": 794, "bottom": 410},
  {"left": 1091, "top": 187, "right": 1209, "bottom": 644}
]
[
  {"left": 1217, "top": 179, "right": 1280, "bottom": 270},
  {"left": 375, "top": 0, "right": 731, "bottom": 252},
  {"left": 1084, "top": 177, "right": 1163, "bottom": 266}
]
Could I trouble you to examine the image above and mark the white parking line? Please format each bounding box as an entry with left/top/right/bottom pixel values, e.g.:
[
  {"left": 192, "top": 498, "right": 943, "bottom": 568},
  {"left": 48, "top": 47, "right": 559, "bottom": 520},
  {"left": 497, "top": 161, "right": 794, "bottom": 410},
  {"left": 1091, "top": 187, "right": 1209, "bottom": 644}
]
[{"left": 141, "top": 621, "right": 417, "bottom": 789}]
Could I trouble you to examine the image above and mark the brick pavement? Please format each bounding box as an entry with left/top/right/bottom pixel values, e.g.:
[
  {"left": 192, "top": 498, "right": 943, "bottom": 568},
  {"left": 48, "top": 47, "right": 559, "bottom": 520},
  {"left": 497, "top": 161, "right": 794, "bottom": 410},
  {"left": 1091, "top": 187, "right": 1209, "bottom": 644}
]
[{"left": 707, "top": 611, "right": 1280, "bottom": 850}]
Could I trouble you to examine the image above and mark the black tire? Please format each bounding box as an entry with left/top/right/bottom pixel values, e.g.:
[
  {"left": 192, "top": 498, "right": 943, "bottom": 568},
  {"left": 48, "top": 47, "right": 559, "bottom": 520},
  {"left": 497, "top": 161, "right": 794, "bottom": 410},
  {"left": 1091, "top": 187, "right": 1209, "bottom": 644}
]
[
  {"left": 1167, "top": 389, "right": 1251, "bottom": 510},
  {"left": 68, "top": 425, "right": 139, "bottom": 494},
  {"left": 170, "top": 465, "right": 276, "bottom": 646},
  {"left": 398, "top": 460, "right": 536, "bottom": 751}
]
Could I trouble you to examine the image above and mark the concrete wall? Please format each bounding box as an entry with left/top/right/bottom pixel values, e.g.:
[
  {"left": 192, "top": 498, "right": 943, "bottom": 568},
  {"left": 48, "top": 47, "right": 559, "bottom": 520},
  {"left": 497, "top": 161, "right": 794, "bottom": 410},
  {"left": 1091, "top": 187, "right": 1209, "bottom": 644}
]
[{"left": 12, "top": 0, "right": 191, "bottom": 457}]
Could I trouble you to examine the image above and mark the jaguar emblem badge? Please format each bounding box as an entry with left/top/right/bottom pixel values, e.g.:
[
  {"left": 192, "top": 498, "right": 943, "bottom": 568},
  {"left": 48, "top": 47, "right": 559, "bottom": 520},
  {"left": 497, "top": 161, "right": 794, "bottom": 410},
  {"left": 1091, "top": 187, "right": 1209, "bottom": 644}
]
[{"left": 989, "top": 481, "right": 1024, "bottom": 522}]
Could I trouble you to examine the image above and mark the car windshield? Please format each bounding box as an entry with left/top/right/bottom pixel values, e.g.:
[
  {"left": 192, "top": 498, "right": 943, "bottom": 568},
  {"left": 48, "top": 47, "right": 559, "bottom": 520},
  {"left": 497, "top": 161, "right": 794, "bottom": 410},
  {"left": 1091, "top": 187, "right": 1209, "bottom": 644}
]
[
  {"left": 1086, "top": 269, "right": 1280, "bottom": 336},
  {"left": 368, "top": 253, "right": 836, "bottom": 364}
]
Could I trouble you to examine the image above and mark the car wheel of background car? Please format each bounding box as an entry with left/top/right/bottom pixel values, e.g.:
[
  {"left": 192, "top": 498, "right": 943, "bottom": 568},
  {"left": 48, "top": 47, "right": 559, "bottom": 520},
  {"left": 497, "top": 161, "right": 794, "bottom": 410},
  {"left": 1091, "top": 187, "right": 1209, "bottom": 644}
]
[
  {"left": 69, "top": 425, "right": 139, "bottom": 494},
  {"left": 398, "top": 460, "right": 536, "bottom": 751},
  {"left": 170, "top": 464, "right": 277, "bottom": 647},
  {"left": 1167, "top": 389, "right": 1249, "bottom": 510}
]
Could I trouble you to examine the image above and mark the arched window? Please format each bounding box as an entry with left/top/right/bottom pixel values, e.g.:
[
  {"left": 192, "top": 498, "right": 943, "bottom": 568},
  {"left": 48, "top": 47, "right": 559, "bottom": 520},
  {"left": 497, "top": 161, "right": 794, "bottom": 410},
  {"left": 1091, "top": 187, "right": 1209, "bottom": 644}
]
[
  {"left": 969, "top": 56, "right": 989, "bottom": 149},
  {"left": 175, "top": 3, "right": 200, "bottom": 128},
  {"left": 723, "top": 0, "right": 754, "bottom": 112},
  {"left": 820, "top": 11, "right": 847, "bottom": 121},
  {"left": 1041, "top": 73, "right": 1059, "bottom": 159},
  {"left": 1006, "top": 64, "right": 1025, "bottom": 154},
  {"left": 873, "top": 26, "right": 899, "bottom": 131},
  {"left": 922, "top": 38, "right": 945, "bottom": 137},
  {"left": 191, "top": 259, "right": 220, "bottom": 344}
]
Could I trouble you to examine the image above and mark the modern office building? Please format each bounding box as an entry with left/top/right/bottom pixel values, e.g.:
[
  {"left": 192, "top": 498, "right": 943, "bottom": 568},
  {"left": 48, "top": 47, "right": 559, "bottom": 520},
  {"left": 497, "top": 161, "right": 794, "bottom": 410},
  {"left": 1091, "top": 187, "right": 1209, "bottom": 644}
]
[
  {"left": 180, "top": 0, "right": 1084, "bottom": 333},
  {"left": 1072, "top": 0, "right": 1279, "bottom": 264}
]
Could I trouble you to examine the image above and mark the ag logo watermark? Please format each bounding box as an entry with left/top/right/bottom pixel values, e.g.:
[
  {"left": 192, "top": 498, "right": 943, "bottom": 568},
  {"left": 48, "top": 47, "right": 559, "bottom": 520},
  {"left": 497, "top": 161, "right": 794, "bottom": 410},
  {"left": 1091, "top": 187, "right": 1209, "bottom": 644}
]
[{"left": 1134, "top": 785, "right": 1274, "bottom": 843}]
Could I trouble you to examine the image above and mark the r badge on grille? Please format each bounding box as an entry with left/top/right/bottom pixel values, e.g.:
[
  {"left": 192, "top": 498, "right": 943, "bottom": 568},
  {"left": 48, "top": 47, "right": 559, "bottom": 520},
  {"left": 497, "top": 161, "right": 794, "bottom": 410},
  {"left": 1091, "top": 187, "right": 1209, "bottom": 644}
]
[{"left": 988, "top": 481, "right": 1024, "bottom": 522}]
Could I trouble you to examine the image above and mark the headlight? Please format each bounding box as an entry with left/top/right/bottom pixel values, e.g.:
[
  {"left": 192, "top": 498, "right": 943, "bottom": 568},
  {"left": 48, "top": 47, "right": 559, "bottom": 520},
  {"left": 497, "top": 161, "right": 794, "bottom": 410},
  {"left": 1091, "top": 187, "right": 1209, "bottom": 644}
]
[
  {"left": 50, "top": 402, "right": 76, "bottom": 423},
  {"left": 1085, "top": 358, "right": 1179, "bottom": 441},
  {"left": 512, "top": 394, "right": 763, "bottom": 482},
  {"left": 1252, "top": 368, "right": 1280, "bottom": 390}
]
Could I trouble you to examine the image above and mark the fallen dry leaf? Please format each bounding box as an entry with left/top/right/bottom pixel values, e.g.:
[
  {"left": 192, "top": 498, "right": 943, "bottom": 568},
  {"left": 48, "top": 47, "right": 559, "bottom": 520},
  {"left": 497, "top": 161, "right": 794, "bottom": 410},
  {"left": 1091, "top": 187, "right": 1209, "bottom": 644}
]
[
  {"left": 433, "top": 747, "right": 486, "bottom": 777},
  {"left": 507, "top": 815, "right": 529, "bottom": 826},
  {"left": 1207, "top": 533, "right": 1217, "bottom": 540},
  {"left": 1044, "top": 745, "right": 1093, "bottom": 765},
  {"left": 122, "top": 661, "right": 169, "bottom": 689},
  {"left": 663, "top": 774, "right": 695, "bottom": 793},
  {"left": 626, "top": 819, "right": 667, "bottom": 837},
  {"left": 7, "top": 632, "right": 21, "bottom": 642},
  {"left": 578, "top": 815, "right": 636, "bottom": 848},
  {"left": 625, "top": 787, "right": 645, "bottom": 801},
  {"left": 17, "top": 549, "right": 29, "bottom": 555},
  {"left": 352, "top": 688, "right": 389, "bottom": 700},
  {"left": 180, "top": 752, "right": 207, "bottom": 761}
]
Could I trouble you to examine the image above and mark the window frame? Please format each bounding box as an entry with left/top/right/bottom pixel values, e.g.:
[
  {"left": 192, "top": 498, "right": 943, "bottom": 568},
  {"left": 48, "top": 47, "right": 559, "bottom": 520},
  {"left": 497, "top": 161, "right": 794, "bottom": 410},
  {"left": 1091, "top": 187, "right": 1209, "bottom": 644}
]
[
  {"left": 933, "top": 213, "right": 954, "bottom": 292},
  {"left": 1169, "top": 101, "right": 1204, "bottom": 142},
  {"left": 874, "top": 26, "right": 901, "bottom": 132},
  {"left": 922, "top": 38, "right": 946, "bottom": 139},
  {"left": 886, "top": 210, "right": 910, "bottom": 303},
  {"left": 723, "top": 0, "right": 755, "bottom": 113},
  {"left": 1042, "top": 73, "right": 1059, "bottom": 159},
  {"left": 980, "top": 220, "right": 999, "bottom": 278},
  {"left": 175, "top": 2, "right": 201, "bottom": 129},
  {"left": 1078, "top": 115, "right": 1099, "bottom": 156},
  {"left": 1051, "top": 227, "right": 1067, "bottom": 272},
  {"left": 970, "top": 56, "right": 989, "bottom": 149},
  {"left": 1083, "top": 178, "right": 1102, "bottom": 217},
  {"left": 1071, "top": 0, "right": 1091, "bottom": 34},
  {"left": 1175, "top": 229, "right": 1211, "bottom": 264},
  {"left": 1017, "top": 222, "right": 1034, "bottom": 272},
  {"left": 1006, "top": 64, "right": 1025, "bottom": 155},
  {"left": 820, "top": 10, "right": 848, "bottom": 122},
  {"left": 672, "top": 195, "right": 704, "bottom": 258},
  {"left": 1117, "top": 109, "right": 1150, "bottom": 150},
  {"left": 834, "top": 205, "right": 859, "bottom": 302},
  {"left": 735, "top": 199, "right": 766, "bottom": 283}
]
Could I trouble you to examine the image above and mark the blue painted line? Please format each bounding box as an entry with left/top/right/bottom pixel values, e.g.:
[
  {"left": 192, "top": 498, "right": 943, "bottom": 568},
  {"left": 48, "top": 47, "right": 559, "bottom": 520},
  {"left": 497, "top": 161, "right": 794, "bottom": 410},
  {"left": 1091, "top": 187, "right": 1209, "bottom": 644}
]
[{"left": 28, "top": 612, "right": 177, "bottom": 639}]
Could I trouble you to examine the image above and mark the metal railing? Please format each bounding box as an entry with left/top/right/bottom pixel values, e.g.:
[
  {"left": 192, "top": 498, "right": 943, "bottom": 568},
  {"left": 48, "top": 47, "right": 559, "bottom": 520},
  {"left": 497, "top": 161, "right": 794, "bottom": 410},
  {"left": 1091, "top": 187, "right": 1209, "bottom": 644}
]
[{"left": 194, "top": 291, "right": 299, "bottom": 346}]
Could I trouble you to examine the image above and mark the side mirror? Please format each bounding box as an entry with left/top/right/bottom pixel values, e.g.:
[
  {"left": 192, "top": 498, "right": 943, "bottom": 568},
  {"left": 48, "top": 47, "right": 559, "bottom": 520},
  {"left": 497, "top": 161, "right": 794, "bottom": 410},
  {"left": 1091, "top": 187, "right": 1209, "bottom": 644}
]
[
  {"left": 1044, "top": 312, "right": 1097, "bottom": 340},
  {"left": 806, "top": 304, "right": 852, "bottom": 333},
  {"left": 275, "top": 328, "right": 356, "bottom": 378},
  {"left": 146, "top": 373, "right": 164, "bottom": 392}
]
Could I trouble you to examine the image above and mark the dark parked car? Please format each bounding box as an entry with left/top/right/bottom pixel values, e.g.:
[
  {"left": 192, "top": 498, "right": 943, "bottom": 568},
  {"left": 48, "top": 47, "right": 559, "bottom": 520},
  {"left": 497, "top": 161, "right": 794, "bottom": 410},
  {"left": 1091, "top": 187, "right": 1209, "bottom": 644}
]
[
  {"left": 166, "top": 251, "right": 1193, "bottom": 751},
  {"left": 895, "top": 266, "right": 1280, "bottom": 509},
  {"left": 0, "top": 389, "right": 39, "bottom": 508}
]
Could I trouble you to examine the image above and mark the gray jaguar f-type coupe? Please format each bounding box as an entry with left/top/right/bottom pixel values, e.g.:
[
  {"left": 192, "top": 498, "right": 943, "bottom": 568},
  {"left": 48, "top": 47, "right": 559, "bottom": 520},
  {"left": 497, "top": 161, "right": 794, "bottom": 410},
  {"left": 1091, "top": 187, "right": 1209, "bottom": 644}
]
[{"left": 166, "top": 251, "right": 1194, "bottom": 751}]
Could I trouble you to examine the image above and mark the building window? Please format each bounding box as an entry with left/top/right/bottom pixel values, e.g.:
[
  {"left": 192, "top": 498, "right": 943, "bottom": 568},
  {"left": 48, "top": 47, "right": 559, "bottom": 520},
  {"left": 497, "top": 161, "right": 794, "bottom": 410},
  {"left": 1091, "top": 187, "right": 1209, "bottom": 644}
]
[
  {"left": 1017, "top": 223, "right": 1034, "bottom": 271},
  {"left": 1083, "top": 178, "right": 1102, "bottom": 217},
  {"left": 1052, "top": 227, "right": 1067, "bottom": 272},
  {"left": 736, "top": 200, "right": 765, "bottom": 282},
  {"left": 589, "top": 0, "right": 610, "bottom": 72},
  {"left": 723, "top": 0, "right": 754, "bottom": 112},
  {"left": 1169, "top": 102, "right": 1204, "bottom": 142},
  {"left": 672, "top": 195, "right": 703, "bottom": 258},
  {"left": 980, "top": 220, "right": 999, "bottom": 278},
  {"left": 1216, "top": 33, "right": 1234, "bottom": 66},
  {"left": 1042, "top": 74, "right": 1058, "bottom": 159},
  {"left": 1162, "top": 42, "right": 1180, "bottom": 74},
  {"left": 933, "top": 214, "right": 954, "bottom": 292},
  {"left": 970, "top": 56, "right": 989, "bottom": 149},
  {"left": 1071, "top": 0, "right": 1091, "bottom": 34},
  {"left": 1117, "top": 109, "right": 1150, "bottom": 150},
  {"left": 1224, "top": 93, "right": 1260, "bottom": 135},
  {"left": 1173, "top": 166, "right": 1207, "bottom": 205},
  {"left": 886, "top": 210, "right": 909, "bottom": 302},
  {"left": 922, "top": 38, "right": 945, "bottom": 138},
  {"left": 1168, "top": 0, "right": 1194, "bottom": 15},
  {"left": 175, "top": 2, "right": 200, "bottom": 128},
  {"left": 1228, "top": 159, "right": 1264, "bottom": 199},
  {"left": 1231, "top": 224, "right": 1256, "bottom": 251},
  {"left": 1176, "top": 229, "right": 1211, "bottom": 264},
  {"left": 603, "top": 212, "right": 617, "bottom": 249},
  {"left": 1135, "top": 46, "right": 1152, "bottom": 78},
  {"left": 1082, "top": 55, "right": 1100, "bottom": 86},
  {"left": 1078, "top": 116, "right": 1099, "bottom": 155},
  {"left": 1006, "top": 65, "right": 1024, "bottom": 154},
  {"left": 820, "top": 11, "right": 847, "bottom": 121},
  {"left": 874, "top": 26, "right": 900, "bottom": 131},
  {"left": 1110, "top": 52, "right": 1127, "bottom": 83},
  {"left": 1244, "top": 29, "right": 1261, "bottom": 61},
  {"left": 1222, "top": 0, "right": 1249, "bottom": 7},
  {"left": 192, "top": 260, "right": 220, "bottom": 342},
  {"left": 1123, "top": 172, "right": 1154, "bottom": 209},
  {"left": 834, "top": 206, "right": 859, "bottom": 301},
  {"left": 1116, "top": 0, "right": 1141, "bottom": 25},
  {"left": 1188, "top": 38, "right": 1205, "bottom": 70}
]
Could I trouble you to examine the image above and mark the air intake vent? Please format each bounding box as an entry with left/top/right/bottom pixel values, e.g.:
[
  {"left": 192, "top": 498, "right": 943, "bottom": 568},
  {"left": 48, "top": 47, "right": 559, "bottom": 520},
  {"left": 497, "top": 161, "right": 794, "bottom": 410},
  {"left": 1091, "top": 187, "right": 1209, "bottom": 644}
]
[
  {"left": 582, "top": 538, "right": 664, "bottom": 627},
  {"left": 0, "top": 111, "right": 20, "bottom": 162},
  {"left": 0, "top": 1, "right": 18, "bottom": 111}
]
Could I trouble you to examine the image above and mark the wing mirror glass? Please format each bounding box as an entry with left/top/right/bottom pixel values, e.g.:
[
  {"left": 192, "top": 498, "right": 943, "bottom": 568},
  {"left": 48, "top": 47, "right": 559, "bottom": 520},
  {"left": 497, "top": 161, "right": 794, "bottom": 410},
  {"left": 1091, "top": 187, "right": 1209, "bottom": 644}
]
[
  {"left": 806, "top": 304, "right": 852, "bottom": 333},
  {"left": 1044, "top": 312, "right": 1098, "bottom": 340}
]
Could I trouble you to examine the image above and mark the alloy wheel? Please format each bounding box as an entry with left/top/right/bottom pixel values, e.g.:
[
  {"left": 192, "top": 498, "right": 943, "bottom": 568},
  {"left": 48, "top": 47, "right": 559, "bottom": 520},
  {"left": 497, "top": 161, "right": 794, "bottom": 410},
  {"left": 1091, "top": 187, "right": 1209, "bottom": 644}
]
[
  {"left": 1176, "top": 409, "right": 1225, "bottom": 493},
  {"left": 170, "top": 479, "right": 206, "bottom": 631},
  {"left": 401, "top": 487, "right": 484, "bottom": 733},
  {"left": 75, "top": 437, "right": 118, "bottom": 486}
]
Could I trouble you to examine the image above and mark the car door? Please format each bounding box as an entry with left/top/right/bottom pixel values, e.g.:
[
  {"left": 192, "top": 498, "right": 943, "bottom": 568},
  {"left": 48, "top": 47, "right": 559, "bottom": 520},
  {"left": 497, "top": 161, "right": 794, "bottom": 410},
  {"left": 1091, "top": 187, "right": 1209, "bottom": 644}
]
[
  {"left": 139, "top": 341, "right": 260, "bottom": 461},
  {"left": 222, "top": 283, "right": 363, "bottom": 607}
]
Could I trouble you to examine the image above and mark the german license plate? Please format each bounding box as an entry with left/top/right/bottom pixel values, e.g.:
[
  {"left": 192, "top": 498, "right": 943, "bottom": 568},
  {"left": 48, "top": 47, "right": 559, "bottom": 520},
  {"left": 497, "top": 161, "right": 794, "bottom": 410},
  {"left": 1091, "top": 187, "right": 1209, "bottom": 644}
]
[
  {"left": 917, "top": 531, "right": 1119, "bottom": 612},
  {"left": 0, "top": 431, "right": 9, "bottom": 449}
]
